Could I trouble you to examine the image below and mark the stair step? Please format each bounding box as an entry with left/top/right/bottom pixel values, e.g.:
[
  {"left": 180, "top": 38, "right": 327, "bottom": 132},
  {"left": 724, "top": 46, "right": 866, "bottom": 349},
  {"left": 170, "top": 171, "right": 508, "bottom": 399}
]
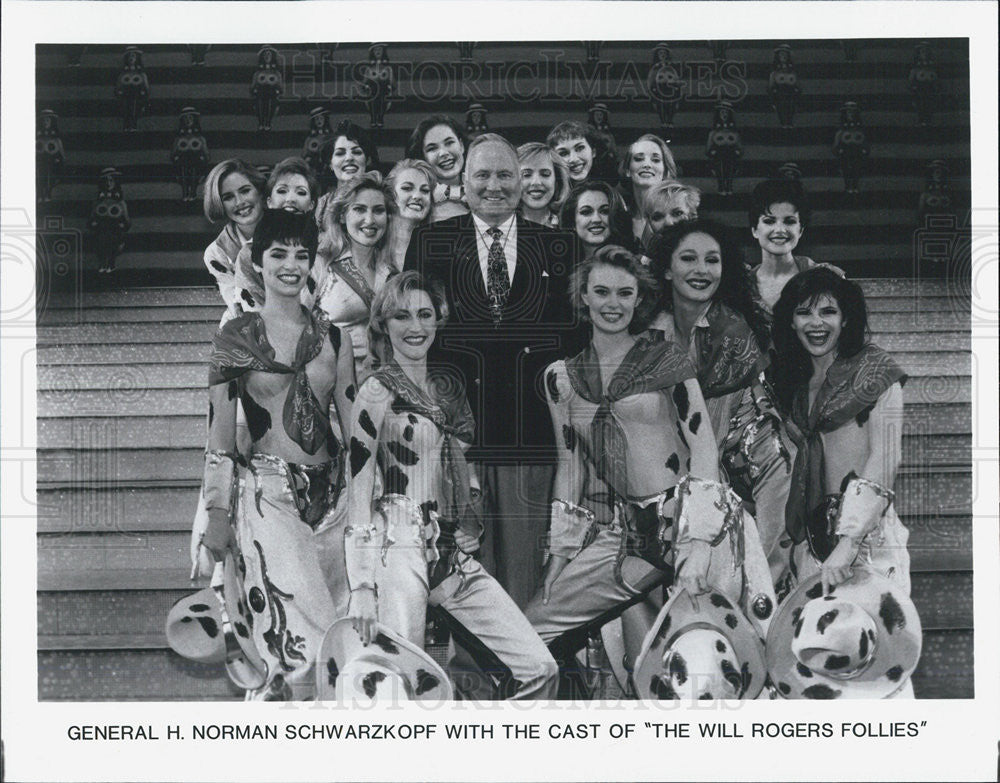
[
  {"left": 38, "top": 588, "right": 196, "bottom": 638},
  {"left": 911, "top": 629, "right": 973, "bottom": 699},
  {"left": 34, "top": 467, "right": 971, "bottom": 530},
  {"left": 38, "top": 648, "right": 242, "bottom": 700}
]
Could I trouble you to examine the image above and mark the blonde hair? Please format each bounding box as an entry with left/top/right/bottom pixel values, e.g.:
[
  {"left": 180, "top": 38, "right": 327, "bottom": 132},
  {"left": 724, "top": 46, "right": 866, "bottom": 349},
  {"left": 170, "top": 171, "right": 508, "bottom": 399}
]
[
  {"left": 641, "top": 180, "right": 701, "bottom": 221},
  {"left": 318, "top": 171, "right": 396, "bottom": 270},
  {"left": 368, "top": 271, "right": 449, "bottom": 366},
  {"left": 516, "top": 142, "right": 571, "bottom": 212},
  {"left": 203, "top": 159, "right": 266, "bottom": 223}
]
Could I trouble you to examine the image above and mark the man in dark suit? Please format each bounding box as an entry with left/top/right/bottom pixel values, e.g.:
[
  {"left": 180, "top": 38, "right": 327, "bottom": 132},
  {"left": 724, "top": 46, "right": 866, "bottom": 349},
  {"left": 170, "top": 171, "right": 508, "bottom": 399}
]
[{"left": 404, "top": 132, "right": 583, "bottom": 609}]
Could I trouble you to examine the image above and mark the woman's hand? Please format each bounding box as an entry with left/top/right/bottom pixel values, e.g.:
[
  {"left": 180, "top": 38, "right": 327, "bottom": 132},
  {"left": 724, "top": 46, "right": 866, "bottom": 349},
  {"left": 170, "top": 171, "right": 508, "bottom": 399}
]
[
  {"left": 347, "top": 587, "right": 378, "bottom": 646},
  {"left": 821, "top": 537, "right": 861, "bottom": 594},
  {"left": 201, "top": 508, "right": 235, "bottom": 563},
  {"left": 189, "top": 507, "right": 215, "bottom": 579},
  {"left": 541, "top": 555, "right": 571, "bottom": 604},
  {"left": 675, "top": 540, "right": 712, "bottom": 595}
]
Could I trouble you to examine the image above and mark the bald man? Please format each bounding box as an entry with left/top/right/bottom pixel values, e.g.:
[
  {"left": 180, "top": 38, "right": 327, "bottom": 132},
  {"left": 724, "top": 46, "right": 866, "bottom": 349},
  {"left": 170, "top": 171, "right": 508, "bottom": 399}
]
[{"left": 404, "top": 133, "right": 584, "bottom": 610}]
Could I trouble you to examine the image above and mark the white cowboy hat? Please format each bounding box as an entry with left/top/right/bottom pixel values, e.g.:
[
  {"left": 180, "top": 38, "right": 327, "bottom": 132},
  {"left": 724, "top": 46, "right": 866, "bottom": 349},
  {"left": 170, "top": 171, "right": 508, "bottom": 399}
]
[
  {"left": 634, "top": 588, "right": 766, "bottom": 701},
  {"left": 766, "top": 569, "right": 921, "bottom": 699},
  {"left": 317, "top": 618, "right": 452, "bottom": 703}
]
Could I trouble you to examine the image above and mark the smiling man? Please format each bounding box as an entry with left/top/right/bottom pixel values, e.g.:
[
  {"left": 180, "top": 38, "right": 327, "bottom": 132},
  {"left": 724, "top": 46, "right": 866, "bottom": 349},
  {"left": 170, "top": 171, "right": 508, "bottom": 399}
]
[{"left": 404, "top": 133, "right": 585, "bottom": 611}]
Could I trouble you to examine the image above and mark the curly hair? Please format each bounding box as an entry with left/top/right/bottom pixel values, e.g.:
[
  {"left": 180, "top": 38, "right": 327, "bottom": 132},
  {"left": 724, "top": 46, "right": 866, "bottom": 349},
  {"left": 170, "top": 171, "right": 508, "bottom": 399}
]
[
  {"left": 748, "top": 177, "right": 811, "bottom": 229},
  {"left": 320, "top": 119, "right": 380, "bottom": 189},
  {"left": 266, "top": 156, "right": 322, "bottom": 205},
  {"left": 647, "top": 218, "right": 769, "bottom": 350},
  {"left": 770, "top": 266, "right": 869, "bottom": 412},
  {"left": 568, "top": 244, "right": 660, "bottom": 334},
  {"left": 368, "top": 270, "right": 449, "bottom": 366}
]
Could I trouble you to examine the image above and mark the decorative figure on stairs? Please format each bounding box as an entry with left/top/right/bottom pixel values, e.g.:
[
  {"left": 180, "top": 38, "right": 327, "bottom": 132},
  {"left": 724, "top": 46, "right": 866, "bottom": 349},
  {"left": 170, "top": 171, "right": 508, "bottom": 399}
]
[
  {"left": 706, "top": 100, "right": 742, "bottom": 196},
  {"left": 37, "top": 109, "right": 65, "bottom": 203},
  {"left": 89, "top": 167, "right": 130, "bottom": 274},
  {"left": 710, "top": 40, "right": 728, "bottom": 63},
  {"left": 171, "top": 106, "right": 210, "bottom": 202},
  {"left": 115, "top": 46, "right": 149, "bottom": 132},
  {"left": 585, "top": 41, "right": 602, "bottom": 62},
  {"left": 188, "top": 45, "right": 210, "bottom": 66},
  {"left": 588, "top": 102, "right": 611, "bottom": 132},
  {"left": 648, "top": 43, "right": 683, "bottom": 129},
  {"left": 456, "top": 42, "right": 475, "bottom": 61},
  {"left": 251, "top": 45, "right": 283, "bottom": 131},
  {"left": 465, "top": 102, "right": 488, "bottom": 136},
  {"left": 777, "top": 162, "right": 803, "bottom": 182},
  {"left": 302, "top": 106, "right": 333, "bottom": 177},
  {"left": 917, "top": 159, "right": 955, "bottom": 225},
  {"left": 832, "top": 101, "right": 869, "bottom": 194},
  {"left": 909, "top": 41, "right": 939, "bottom": 127},
  {"left": 768, "top": 44, "right": 800, "bottom": 128},
  {"left": 359, "top": 43, "right": 394, "bottom": 129},
  {"left": 840, "top": 40, "right": 858, "bottom": 62}
]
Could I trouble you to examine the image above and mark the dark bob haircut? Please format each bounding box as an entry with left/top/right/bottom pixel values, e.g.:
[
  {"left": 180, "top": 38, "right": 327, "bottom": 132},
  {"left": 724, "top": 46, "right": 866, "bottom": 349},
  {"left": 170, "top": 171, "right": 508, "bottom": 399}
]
[
  {"left": 770, "top": 266, "right": 869, "bottom": 411},
  {"left": 251, "top": 208, "right": 320, "bottom": 270},
  {"left": 321, "top": 119, "right": 381, "bottom": 185},
  {"left": 747, "top": 178, "right": 811, "bottom": 229},
  {"left": 647, "top": 217, "right": 769, "bottom": 350}
]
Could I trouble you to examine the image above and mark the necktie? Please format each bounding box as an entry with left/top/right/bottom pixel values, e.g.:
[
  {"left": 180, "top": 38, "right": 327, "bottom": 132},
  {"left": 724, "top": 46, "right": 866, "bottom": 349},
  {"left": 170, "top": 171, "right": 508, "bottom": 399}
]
[{"left": 486, "top": 227, "right": 510, "bottom": 327}]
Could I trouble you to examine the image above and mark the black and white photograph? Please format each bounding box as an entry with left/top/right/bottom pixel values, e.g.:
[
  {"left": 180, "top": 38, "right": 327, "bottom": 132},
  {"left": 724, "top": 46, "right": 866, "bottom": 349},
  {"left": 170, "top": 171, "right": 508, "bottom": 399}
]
[{"left": 2, "top": 2, "right": 998, "bottom": 781}]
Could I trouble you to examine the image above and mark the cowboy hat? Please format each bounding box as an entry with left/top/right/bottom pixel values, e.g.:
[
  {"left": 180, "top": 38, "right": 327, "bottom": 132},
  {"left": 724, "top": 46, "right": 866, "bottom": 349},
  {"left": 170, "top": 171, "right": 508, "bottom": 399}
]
[
  {"left": 634, "top": 588, "right": 766, "bottom": 701},
  {"left": 164, "top": 555, "right": 267, "bottom": 690},
  {"left": 766, "top": 569, "right": 921, "bottom": 699},
  {"left": 317, "top": 618, "right": 452, "bottom": 703}
]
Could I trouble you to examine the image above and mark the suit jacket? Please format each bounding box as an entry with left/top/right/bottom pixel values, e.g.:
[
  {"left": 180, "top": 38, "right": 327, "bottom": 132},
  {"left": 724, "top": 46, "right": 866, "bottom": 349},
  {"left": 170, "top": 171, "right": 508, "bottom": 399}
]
[{"left": 404, "top": 213, "right": 585, "bottom": 463}]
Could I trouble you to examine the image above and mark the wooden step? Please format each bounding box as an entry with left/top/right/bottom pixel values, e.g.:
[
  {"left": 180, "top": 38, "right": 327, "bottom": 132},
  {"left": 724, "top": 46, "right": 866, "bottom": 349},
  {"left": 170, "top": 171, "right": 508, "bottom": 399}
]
[
  {"left": 34, "top": 467, "right": 971, "bottom": 531},
  {"left": 38, "top": 648, "right": 242, "bottom": 701},
  {"left": 910, "top": 629, "right": 973, "bottom": 699}
]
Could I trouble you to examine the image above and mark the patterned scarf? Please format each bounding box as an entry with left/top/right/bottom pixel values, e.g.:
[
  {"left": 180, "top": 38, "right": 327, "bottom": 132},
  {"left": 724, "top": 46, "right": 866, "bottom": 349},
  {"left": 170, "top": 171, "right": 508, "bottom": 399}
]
[
  {"left": 327, "top": 253, "right": 376, "bottom": 309},
  {"left": 433, "top": 183, "right": 466, "bottom": 205},
  {"left": 565, "top": 335, "right": 695, "bottom": 497},
  {"left": 784, "top": 343, "right": 907, "bottom": 545},
  {"left": 209, "top": 308, "right": 332, "bottom": 455},
  {"left": 371, "top": 361, "right": 475, "bottom": 525},
  {"left": 692, "top": 301, "right": 768, "bottom": 399}
]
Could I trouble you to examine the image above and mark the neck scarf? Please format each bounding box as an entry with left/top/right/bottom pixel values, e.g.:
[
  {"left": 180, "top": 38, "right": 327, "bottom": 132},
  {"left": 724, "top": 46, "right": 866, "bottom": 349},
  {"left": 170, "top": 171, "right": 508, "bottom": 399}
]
[
  {"left": 328, "top": 252, "right": 376, "bottom": 309},
  {"left": 372, "top": 361, "right": 475, "bottom": 524},
  {"left": 209, "top": 309, "right": 332, "bottom": 455},
  {"left": 690, "top": 301, "right": 767, "bottom": 399},
  {"left": 784, "top": 343, "right": 907, "bottom": 545},
  {"left": 565, "top": 335, "right": 695, "bottom": 497},
  {"left": 433, "top": 183, "right": 466, "bottom": 205}
]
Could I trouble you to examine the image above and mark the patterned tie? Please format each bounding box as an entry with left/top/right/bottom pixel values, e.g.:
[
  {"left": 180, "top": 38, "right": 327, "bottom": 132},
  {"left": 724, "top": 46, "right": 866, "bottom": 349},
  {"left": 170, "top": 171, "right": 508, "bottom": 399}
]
[{"left": 486, "top": 227, "right": 510, "bottom": 327}]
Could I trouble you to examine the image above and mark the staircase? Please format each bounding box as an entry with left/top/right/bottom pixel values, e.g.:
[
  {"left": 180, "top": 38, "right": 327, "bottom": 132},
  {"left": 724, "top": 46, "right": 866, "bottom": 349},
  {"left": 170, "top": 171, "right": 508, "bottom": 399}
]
[
  {"left": 36, "top": 280, "right": 973, "bottom": 699},
  {"left": 34, "top": 39, "right": 972, "bottom": 698},
  {"left": 36, "top": 40, "right": 969, "bottom": 283}
]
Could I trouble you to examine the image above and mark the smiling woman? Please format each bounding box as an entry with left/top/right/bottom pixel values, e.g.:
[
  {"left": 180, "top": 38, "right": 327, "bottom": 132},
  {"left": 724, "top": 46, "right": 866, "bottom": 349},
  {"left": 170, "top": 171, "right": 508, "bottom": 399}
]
[{"left": 405, "top": 114, "right": 469, "bottom": 222}]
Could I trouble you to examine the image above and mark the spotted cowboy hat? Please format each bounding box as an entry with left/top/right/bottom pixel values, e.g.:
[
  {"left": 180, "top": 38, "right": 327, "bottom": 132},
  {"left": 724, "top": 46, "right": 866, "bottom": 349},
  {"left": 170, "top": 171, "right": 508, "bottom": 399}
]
[
  {"left": 165, "top": 555, "right": 267, "bottom": 690},
  {"left": 766, "top": 570, "right": 921, "bottom": 699},
  {"left": 317, "top": 618, "right": 452, "bottom": 703},
  {"left": 633, "top": 588, "right": 766, "bottom": 701}
]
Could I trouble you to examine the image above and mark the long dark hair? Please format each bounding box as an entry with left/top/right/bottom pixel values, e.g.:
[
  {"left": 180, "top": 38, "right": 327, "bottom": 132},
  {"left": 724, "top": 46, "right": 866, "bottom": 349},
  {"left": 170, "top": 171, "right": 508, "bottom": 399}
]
[
  {"left": 770, "top": 266, "right": 869, "bottom": 412},
  {"left": 559, "top": 181, "right": 634, "bottom": 253},
  {"left": 647, "top": 218, "right": 768, "bottom": 349}
]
